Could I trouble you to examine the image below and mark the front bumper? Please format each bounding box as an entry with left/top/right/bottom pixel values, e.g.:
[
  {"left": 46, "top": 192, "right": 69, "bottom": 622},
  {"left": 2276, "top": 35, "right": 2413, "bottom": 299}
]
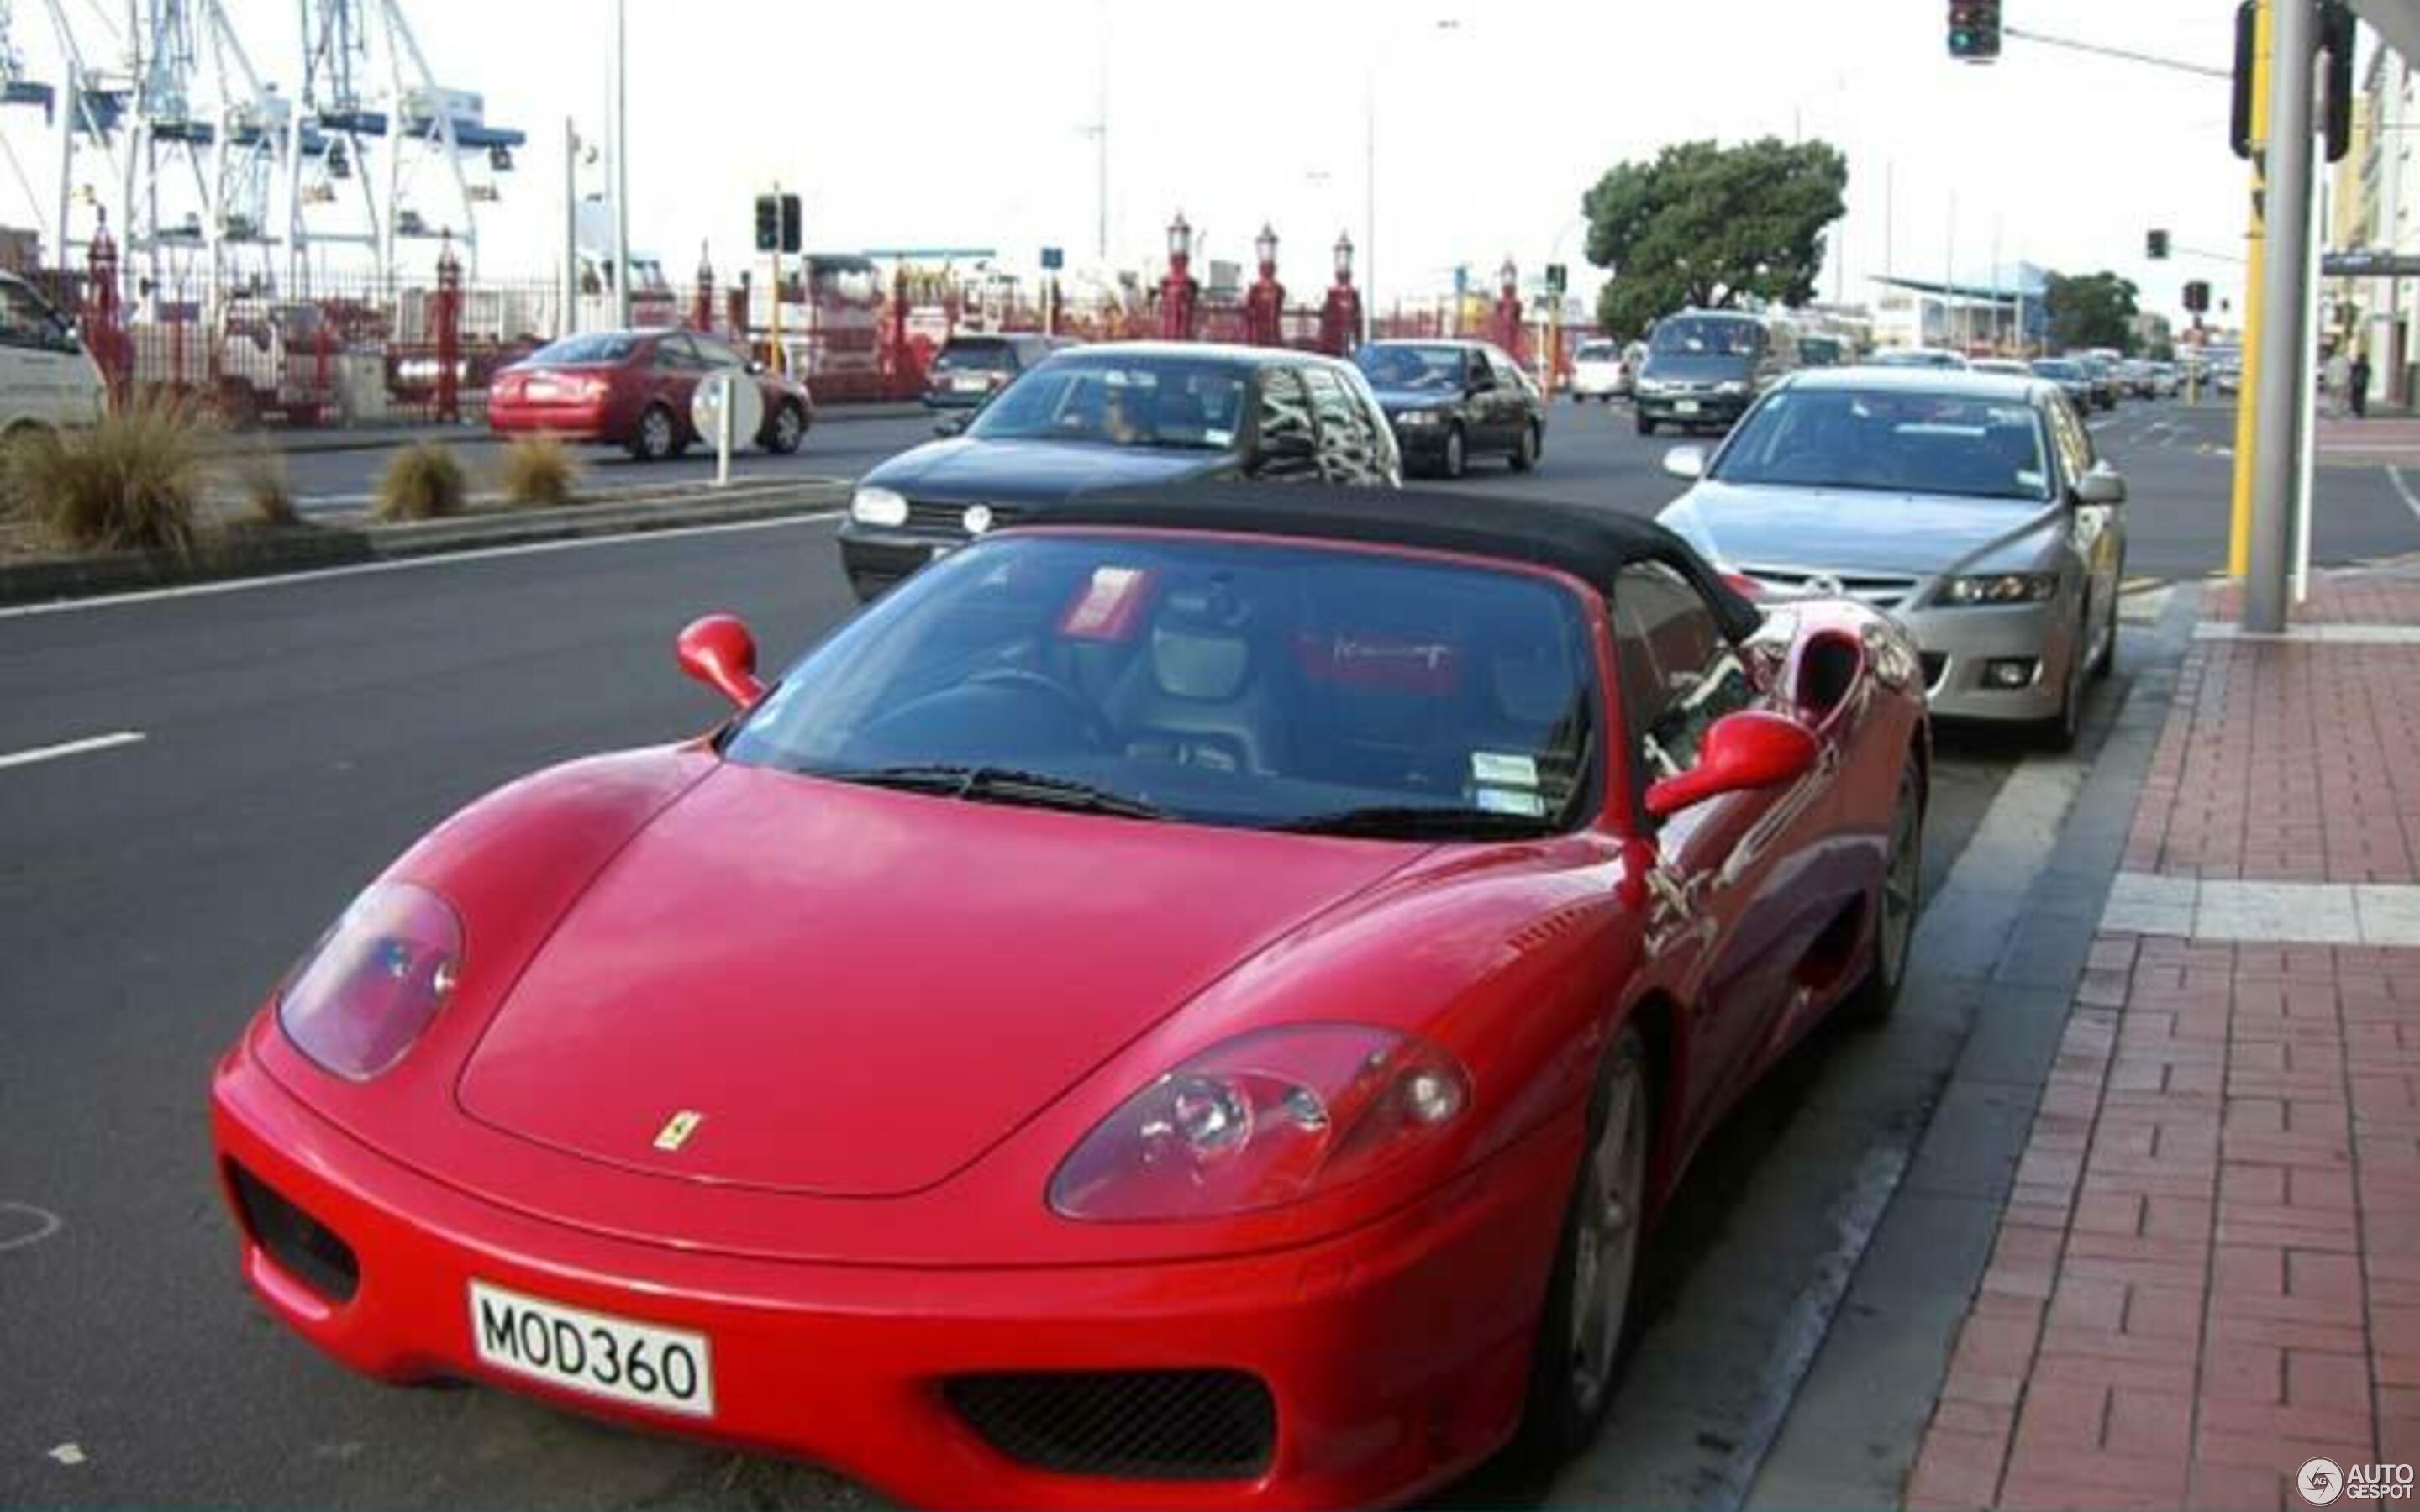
[
  {"left": 209, "top": 1039, "right": 1570, "bottom": 1511},
  {"left": 1899, "top": 600, "right": 2081, "bottom": 723},
  {"left": 1635, "top": 391, "right": 1749, "bottom": 427},
  {"left": 835, "top": 522, "right": 965, "bottom": 601}
]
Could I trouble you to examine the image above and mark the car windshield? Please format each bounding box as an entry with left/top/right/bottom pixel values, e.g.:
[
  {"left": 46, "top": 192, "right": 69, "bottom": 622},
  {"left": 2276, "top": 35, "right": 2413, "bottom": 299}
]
[
  {"left": 934, "top": 338, "right": 1014, "bottom": 373},
  {"left": 1800, "top": 336, "right": 1845, "bottom": 366},
  {"left": 1354, "top": 344, "right": 1469, "bottom": 391},
  {"left": 965, "top": 356, "right": 1249, "bottom": 450},
  {"left": 1576, "top": 341, "right": 1618, "bottom": 361},
  {"left": 724, "top": 533, "right": 1598, "bottom": 839},
  {"left": 2032, "top": 360, "right": 2084, "bottom": 380},
  {"left": 1870, "top": 349, "right": 1956, "bottom": 368},
  {"left": 1651, "top": 318, "right": 1763, "bottom": 357},
  {"left": 1711, "top": 388, "right": 2053, "bottom": 502},
  {"left": 527, "top": 332, "right": 638, "bottom": 365}
]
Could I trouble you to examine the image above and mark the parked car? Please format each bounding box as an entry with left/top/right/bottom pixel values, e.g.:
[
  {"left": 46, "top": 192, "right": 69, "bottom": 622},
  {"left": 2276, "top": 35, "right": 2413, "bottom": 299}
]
[
  {"left": 1657, "top": 366, "right": 2128, "bottom": 748},
  {"left": 1568, "top": 337, "right": 1631, "bottom": 402},
  {"left": 208, "top": 479, "right": 1928, "bottom": 1510},
  {"left": 1633, "top": 309, "right": 1796, "bottom": 436},
  {"left": 2028, "top": 357, "right": 2096, "bottom": 412},
  {"left": 0, "top": 271, "right": 107, "bottom": 440},
  {"left": 1865, "top": 347, "right": 1970, "bottom": 371},
  {"left": 1352, "top": 339, "right": 1546, "bottom": 476},
  {"left": 840, "top": 342, "right": 1399, "bottom": 599},
  {"left": 2145, "top": 362, "right": 2182, "bottom": 398},
  {"left": 489, "top": 329, "right": 813, "bottom": 460},
  {"left": 923, "top": 332, "right": 1074, "bottom": 410}
]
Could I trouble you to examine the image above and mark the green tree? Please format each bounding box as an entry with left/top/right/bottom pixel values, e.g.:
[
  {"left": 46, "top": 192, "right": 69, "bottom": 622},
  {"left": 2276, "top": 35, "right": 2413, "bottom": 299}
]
[
  {"left": 2044, "top": 272, "right": 2142, "bottom": 354},
  {"left": 1582, "top": 138, "right": 1849, "bottom": 338}
]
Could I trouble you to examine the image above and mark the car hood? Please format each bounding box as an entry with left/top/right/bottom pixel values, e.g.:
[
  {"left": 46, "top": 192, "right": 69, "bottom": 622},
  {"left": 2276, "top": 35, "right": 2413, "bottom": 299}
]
[
  {"left": 862, "top": 437, "right": 1237, "bottom": 505},
  {"left": 1370, "top": 386, "right": 1462, "bottom": 413},
  {"left": 455, "top": 764, "right": 1418, "bottom": 1197},
  {"left": 1660, "top": 480, "right": 2063, "bottom": 576},
  {"left": 1640, "top": 354, "right": 1752, "bottom": 384}
]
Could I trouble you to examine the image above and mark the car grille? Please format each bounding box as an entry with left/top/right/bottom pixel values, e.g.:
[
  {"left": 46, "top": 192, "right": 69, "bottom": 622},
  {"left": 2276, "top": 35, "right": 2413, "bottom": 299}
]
[
  {"left": 904, "top": 499, "right": 1021, "bottom": 533},
  {"left": 943, "top": 1369, "right": 1276, "bottom": 1481},
  {"left": 1739, "top": 564, "right": 1921, "bottom": 612},
  {"left": 224, "top": 1161, "right": 360, "bottom": 1305}
]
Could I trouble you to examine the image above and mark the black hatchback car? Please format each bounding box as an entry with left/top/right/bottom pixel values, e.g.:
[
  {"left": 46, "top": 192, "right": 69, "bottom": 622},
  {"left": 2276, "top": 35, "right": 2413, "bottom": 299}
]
[
  {"left": 1350, "top": 340, "right": 1546, "bottom": 479},
  {"left": 923, "top": 332, "right": 1076, "bottom": 409},
  {"left": 840, "top": 342, "right": 1402, "bottom": 600}
]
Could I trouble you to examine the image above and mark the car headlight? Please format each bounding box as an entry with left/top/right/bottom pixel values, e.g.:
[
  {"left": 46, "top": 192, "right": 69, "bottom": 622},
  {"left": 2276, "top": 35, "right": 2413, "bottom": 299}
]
[
  {"left": 1634, "top": 378, "right": 1665, "bottom": 396},
  {"left": 849, "top": 486, "right": 909, "bottom": 528},
  {"left": 1049, "top": 1024, "right": 1470, "bottom": 1221},
  {"left": 277, "top": 881, "right": 464, "bottom": 1080},
  {"left": 1940, "top": 572, "right": 2060, "bottom": 606}
]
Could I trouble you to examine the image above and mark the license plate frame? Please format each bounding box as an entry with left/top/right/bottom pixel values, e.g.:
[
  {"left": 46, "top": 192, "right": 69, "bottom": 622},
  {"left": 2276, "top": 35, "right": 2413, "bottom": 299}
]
[{"left": 468, "top": 1280, "right": 715, "bottom": 1419}]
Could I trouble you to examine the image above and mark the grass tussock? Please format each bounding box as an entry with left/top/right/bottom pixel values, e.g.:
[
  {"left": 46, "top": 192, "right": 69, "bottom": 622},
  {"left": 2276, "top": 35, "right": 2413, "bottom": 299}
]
[
  {"left": 0, "top": 398, "right": 208, "bottom": 555},
  {"left": 227, "top": 441, "right": 298, "bottom": 527},
  {"left": 376, "top": 439, "right": 467, "bottom": 522},
  {"left": 497, "top": 434, "right": 581, "bottom": 508}
]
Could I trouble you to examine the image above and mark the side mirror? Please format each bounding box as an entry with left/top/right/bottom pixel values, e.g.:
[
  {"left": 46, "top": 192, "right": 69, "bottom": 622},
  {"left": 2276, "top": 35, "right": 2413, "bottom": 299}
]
[
  {"left": 2073, "top": 467, "right": 2126, "bottom": 507},
  {"left": 1662, "top": 444, "right": 1708, "bottom": 481},
  {"left": 676, "top": 613, "right": 765, "bottom": 709},
  {"left": 1644, "top": 710, "right": 1818, "bottom": 821},
  {"left": 933, "top": 413, "right": 970, "bottom": 438}
]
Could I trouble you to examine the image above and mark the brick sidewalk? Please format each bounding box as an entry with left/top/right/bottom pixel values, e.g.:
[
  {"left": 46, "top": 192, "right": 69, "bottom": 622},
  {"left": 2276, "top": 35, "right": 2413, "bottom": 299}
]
[{"left": 1907, "top": 566, "right": 2420, "bottom": 1511}]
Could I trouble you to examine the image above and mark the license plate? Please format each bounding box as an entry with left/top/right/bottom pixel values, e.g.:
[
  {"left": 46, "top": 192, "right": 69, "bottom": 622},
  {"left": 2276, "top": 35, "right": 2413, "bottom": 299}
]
[
  {"left": 468, "top": 1281, "right": 714, "bottom": 1419},
  {"left": 526, "top": 380, "right": 559, "bottom": 401},
  {"left": 1673, "top": 399, "right": 1701, "bottom": 416},
  {"left": 952, "top": 374, "right": 989, "bottom": 392}
]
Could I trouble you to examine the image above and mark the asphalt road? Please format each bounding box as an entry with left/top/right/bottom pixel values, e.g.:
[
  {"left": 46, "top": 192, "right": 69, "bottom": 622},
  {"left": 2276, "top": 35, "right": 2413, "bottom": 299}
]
[{"left": 0, "top": 388, "right": 2384, "bottom": 1509}]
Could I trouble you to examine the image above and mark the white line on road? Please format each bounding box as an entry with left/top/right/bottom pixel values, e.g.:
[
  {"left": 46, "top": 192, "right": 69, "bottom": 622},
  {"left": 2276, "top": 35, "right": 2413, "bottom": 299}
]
[
  {"left": 2388, "top": 464, "right": 2420, "bottom": 525},
  {"left": 0, "top": 511, "right": 844, "bottom": 621},
  {"left": 0, "top": 731, "right": 145, "bottom": 770}
]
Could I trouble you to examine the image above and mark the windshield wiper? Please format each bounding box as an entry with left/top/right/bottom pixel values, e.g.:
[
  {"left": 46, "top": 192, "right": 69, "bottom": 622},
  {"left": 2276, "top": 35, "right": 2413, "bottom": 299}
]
[
  {"left": 1275, "top": 805, "right": 1560, "bottom": 840},
  {"left": 822, "top": 764, "right": 1170, "bottom": 822}
]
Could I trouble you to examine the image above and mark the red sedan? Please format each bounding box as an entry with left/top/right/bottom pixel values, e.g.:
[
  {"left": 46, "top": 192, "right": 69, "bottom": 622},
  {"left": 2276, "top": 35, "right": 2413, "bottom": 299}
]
[
  {"left": 209, "top": 485, "right": 1929, "bottom": 1509},
  {"left": 488, "top": 328, "right": 813, "bottom": 461}
]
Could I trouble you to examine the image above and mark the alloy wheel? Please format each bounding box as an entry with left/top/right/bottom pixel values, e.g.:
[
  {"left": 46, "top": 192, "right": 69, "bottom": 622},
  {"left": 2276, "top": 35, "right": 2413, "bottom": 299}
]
[
  {"left": 1569, "top": 1052, "right": 1648, "bottom": 1415},
  {"left": 640, "top": 408, "right": 674, "bottom": 461}
]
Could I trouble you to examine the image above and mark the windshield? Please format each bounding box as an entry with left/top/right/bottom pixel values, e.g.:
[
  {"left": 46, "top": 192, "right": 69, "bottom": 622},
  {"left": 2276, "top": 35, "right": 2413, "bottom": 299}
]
[
  {"left": 527, "top": 332, "right": 639, "bottom": 365},
  {"left": 965, "top": 355, "right": 1249, "bottom": 451},
  {"left": 724, "top": 533, "right": 1598, "bottom": 838},
  {"left": 1353, "top": 344, "right": 1469, "bottom": 391},
  {"left": 1651, "top": 317, "right": 1764, "bottom": 357},
  {"left": 1870, "top": 349, "right": 1958, "bottom": 369},
  {"left": 1575, "top": 341, "right": 1618, "bottom": 361},
  {"left": 1800, "top": 336, "right": 1844, "bottom": 366},
  {"left": 934, "top": 338, "right": 1014, "bottom": 373},
  {"left": 2032, "top": 360, "right": 2084, "bottom": 380},
  {"left": 1711, "top": 388, "right": 2053, "bottom": 502}
]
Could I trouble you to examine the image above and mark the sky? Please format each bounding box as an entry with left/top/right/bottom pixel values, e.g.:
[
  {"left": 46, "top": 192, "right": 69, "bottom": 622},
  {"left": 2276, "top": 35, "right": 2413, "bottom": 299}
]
[{"left": 1, "top": 0, "right": 2272, "bottom": 325}]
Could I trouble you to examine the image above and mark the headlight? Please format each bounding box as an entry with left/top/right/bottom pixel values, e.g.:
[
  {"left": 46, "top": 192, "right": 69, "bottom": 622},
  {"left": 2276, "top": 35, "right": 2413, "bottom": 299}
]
[
  {"left": 849, "top": 486, "right": 908, "bottom": 528},
  {"left": 1049, "top": 1024, "right": 1470, "bottom": 1222},
  {"left": 1634, "top": 379, "right": 1665, "bottom": 396},
  {"left": 1940, "top": 572, "right": 2060, "bottom": 606},
  {"left": 277, "top": 881, "right": 464, "bottom": 1080}
]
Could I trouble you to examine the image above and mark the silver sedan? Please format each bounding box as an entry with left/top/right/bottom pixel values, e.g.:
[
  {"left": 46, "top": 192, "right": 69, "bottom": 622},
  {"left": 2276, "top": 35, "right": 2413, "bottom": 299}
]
[{"left": 1655, "top": 368, "right": 2127, "bottom": 748}]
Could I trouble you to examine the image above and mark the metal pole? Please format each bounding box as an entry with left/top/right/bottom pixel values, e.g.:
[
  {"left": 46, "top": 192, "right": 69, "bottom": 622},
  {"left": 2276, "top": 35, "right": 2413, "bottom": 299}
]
[
  {"left": 2294, "top": 141, "right": 2321, "bottom": 603},
  {"left": 2228, "top": 0, "right": 2274, "bottom": 579},
  {"left": 1361, "top": 58, "right": 1375, "bottom": 345},
  {"left": 1094, "top": 5, "right": 1108, "bottom": 263},
  {"left": 609, "top": 0, "right": 629, "bottom": 328},
  {"left": 561, "top": 117, "right": 578, "bottom": 337},
  {"left": 2246, "top": 0, "right": 2316, "bottom": 633}
]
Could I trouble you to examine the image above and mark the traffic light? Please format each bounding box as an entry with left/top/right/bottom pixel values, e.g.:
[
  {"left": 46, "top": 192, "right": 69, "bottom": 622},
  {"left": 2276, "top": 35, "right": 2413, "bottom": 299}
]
[
  {"left": 2184, "top": 280, "right": 2211, "bottom": 315},
  {"left": 2148, "top": 229, "right": 2171, "bottom": 260},
  {"left": 1948, "top": 0, "right": 2002, "bottom": 61},
  {"left": 1545, "top": 263, "right": 1568, "bottom": 297},
  {"left": 753, "top": 192, "right": 802, "bottom": 254},
  {"left": 2231, "top": 0, "right": 2256, "bottom": 159},
  {"left": 2323, "top": 0, "right": 2356, "bottom": 164}
]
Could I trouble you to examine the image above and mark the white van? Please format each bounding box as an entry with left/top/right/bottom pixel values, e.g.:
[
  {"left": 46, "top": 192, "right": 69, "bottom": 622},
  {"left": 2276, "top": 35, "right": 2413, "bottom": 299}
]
[{"left": 0, "top": 271, "right": 108, "bottom": 438}]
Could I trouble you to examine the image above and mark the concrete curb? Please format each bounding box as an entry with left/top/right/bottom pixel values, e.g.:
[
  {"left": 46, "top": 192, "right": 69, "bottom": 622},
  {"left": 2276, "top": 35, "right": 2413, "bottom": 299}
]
[
  {"left": 0, "top": 481, "right": 850, "bottom": 608},
  {"left": 1739, "top": 583, "right": 2206, "bottom": 1509},
  {"left": 248, "top": 402, "right": 929, "bottom": 456}
]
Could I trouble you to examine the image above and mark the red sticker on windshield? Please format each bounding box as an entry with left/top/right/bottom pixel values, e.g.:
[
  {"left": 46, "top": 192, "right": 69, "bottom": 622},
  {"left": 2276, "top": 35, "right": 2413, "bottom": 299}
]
[
  {"left": 1060, "top": 567, "right": 1157, "bottom": 642},
  {"left": 1293, "top": 633, "right": 1460, "bottom": 694}
]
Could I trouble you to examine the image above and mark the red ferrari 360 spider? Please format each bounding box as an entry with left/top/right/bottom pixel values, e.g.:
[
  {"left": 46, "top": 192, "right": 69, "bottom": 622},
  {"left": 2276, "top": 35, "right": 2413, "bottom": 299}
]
[{"left": 209, "top": 485, "right": 1929, "bottom": 1509}]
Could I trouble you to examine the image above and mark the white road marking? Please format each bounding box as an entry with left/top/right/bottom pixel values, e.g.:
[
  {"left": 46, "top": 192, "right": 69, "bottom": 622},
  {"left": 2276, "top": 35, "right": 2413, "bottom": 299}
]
[
  {"left": 45, "top": 1444, "right": 85, "bottom": 1467},
  {"left": 0, "top": 510, "right": 844, "bottom": 621},
  {"left": 0, "top": 1202, "right": 64, "bottom": 1252},
  {"left": 2388, "top": 464, "right": 2420, "bottom": 525},
  {"left": 0, "top": 732, "right": 145, "bottom": 770}
]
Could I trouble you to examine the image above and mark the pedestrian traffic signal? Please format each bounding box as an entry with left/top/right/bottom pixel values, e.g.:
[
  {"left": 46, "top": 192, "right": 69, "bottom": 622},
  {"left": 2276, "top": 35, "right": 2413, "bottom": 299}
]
[
  {"left": 2184, "top": 280, "right": 2211, "bottom": 314},
  {"left": 2230, "top": 0, "right": 2257, "bottom": 159},
  {"left": 2148, "top": 229, "right": 2170, "bottom": 260},
  {"left": 2323, "top": 0, "right": 2357, "bottom": 164},
  {"left": 1948, "top": 0, "right": 2001, "bottom": 61},
  {"left": 1545, "top": 263, "right": 1568, "bottom": 297},
  {"left": 754, "top": 192, "right": 802, "bottom": 255}
]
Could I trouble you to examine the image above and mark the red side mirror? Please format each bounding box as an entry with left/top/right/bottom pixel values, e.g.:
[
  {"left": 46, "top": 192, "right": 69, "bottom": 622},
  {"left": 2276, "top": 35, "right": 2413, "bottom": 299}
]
[
  {"left": 1644, "top": 710, "right": 1818, "bottom": 821},
  {"left": 676, "top": 614, "right": 765, "bottom": 709}
]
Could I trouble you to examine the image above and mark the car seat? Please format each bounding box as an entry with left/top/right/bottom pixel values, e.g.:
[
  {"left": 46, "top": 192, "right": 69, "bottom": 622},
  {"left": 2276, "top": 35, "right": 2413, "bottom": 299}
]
[{"left": 1107, "top": 583, "right": 1286, "bottom": 774}]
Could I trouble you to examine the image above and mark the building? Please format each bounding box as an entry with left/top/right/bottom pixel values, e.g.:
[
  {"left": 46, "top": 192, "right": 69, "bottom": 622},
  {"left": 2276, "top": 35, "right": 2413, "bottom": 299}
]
[
  {"left": 2350, "top": 43, "right": 2416, "bottom": 405},
  {"left": 1869, "top": 264, "right": 2052, "bottom": 355}
]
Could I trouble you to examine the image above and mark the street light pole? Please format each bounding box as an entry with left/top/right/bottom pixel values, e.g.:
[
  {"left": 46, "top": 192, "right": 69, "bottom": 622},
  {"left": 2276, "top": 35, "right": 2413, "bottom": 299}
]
[
  {"left": 2246, "top": 0, "right": 2317, "bottom": 634},
  {"left": 608, "top": 0, "right": 630, "bottom": 328},
  {"left": 1362, "top": 62, "right": 1376, "bottom": 345}
]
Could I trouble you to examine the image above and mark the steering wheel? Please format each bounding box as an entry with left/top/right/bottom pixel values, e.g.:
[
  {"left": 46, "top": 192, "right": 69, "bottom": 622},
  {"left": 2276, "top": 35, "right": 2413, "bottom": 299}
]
[{"left": 965, "top": 667, "right": 1116, "bottom": 752}]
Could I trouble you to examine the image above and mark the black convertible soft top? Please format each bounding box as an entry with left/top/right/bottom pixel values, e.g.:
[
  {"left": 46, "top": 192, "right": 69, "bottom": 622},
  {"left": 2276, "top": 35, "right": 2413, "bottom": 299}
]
[{"left": 1018, "top": 482, "right": 1763, "bottom": 643}]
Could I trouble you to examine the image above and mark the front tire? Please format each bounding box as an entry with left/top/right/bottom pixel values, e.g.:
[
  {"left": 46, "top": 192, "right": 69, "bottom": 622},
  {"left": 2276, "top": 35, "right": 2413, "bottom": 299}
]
[
  {"left": 2034, "top": 612, "right": 2089, "bottom": 751},
  {"left": 630, "top": 404, "right": 677, "bottom": 462},
  {"left": 763, "top": 400, "right": 806, "bottom": 455},
  {"left": 1845, "top": 761, "right": 1924, "bottom": 1025},
  {"left": 1442, "top": 424, "right": 1467, "bottom": 480},
  {"left": 1518, "top": 1028, "right": 1650, "bottom": 1464},
  {"left": 2090, "top": 563, "right": 2123, "bottom": 680},
  {"left": 1634, "top": 412, "right": 1655, "bottom": 438},
  {"left": 1510, "top": 421, "right": 1539, "bottom": 472}
]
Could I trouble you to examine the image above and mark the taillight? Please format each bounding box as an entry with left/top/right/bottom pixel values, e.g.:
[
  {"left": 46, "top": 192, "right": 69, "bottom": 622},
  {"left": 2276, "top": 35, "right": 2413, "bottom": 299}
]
[
  {"left": 1719, "top": 570, "right": 1767, "bottom": 601},
  {"left": 276, "top": 881, "right": 463, "bottom": 1080},
  {"left": 1049, "top": 1025, "right": 1470, "bottom": 1222}
]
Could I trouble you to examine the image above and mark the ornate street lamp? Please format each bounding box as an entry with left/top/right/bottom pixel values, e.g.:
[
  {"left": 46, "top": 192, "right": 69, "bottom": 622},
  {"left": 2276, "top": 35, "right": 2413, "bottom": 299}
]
[
  {"left": 1334, "top": 232, "right": 1355, "bottom": 283},
  {"left": 1255, "top": 223, "right": 1279, "bottom": 272},
  {"left": 1167, "top": 213, "right": 1193, "bottom": 264}
]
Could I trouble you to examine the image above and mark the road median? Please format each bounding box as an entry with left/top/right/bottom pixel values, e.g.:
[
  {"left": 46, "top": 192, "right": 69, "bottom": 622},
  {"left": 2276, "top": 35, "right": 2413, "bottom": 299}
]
[{"left": 0, "top": 479, "right": 850, "bottom": 608}]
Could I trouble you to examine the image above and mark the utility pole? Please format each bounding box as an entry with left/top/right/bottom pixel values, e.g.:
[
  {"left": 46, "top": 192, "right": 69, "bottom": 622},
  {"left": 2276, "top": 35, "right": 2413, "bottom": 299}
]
[
  {"left": 2246, "top": 0, "right": 2316, "bottom": 633},
  {"left": 2228, "top": 0, "right": 2273, "bottom": 585},
  {"left": 561, "top": 116, "right": 579, "bottom": 337},
  {"left": 608, "top": 0, "right": 630, "bottom": 328}
]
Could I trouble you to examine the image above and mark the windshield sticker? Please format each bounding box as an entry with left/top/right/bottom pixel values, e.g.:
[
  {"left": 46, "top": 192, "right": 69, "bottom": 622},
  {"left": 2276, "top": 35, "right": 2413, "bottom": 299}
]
[
  {"left": 1475, "top": 786, "right": 1549, "bottom": 818},
  {"left": 2015, "top": 470, "right": 2047, "bottom": 491},
  {"left": 1059, "top": 566, "right": 1156, "bottom": 642},
  {"left": 1203, "top": 427, "right": 1234, "bottom": 448},
  {"left": 1471, "top": 751, "right": 1540, "bottom": 788}
]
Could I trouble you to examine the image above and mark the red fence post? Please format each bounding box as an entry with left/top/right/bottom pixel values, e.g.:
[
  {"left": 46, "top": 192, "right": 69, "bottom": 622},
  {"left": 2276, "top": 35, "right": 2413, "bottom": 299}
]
[
  {"left": 1318, "top": 232, "right": 1360, "bottom": 358},
  {"left": 81, "top": 218, "right": 128, "bottom": 412},
  {"left": 1491, "top": 259, "right": 1522, "bottom": 354},
  {"left": 693, "top": 250, "right": 714, "bottom": 334},
  {"left": 434, "top": 239, "right": 462, "bottom": 424},
  {"left": 1159, "top": 211, "right": 1199, "bottom": 342},
  {"left": 1244, "top": 223, "right": 1285, "bottom": 348}
]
